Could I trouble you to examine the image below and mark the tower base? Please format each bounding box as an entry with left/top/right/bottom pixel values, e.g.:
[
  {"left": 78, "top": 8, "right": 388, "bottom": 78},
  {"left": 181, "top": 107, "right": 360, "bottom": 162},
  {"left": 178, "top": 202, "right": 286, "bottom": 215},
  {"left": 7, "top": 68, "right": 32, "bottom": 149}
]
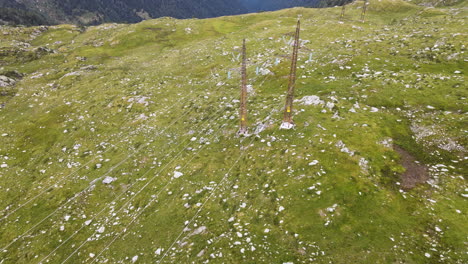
[{"left": 236, "top": 129, "right": 250, "bottom": 137}]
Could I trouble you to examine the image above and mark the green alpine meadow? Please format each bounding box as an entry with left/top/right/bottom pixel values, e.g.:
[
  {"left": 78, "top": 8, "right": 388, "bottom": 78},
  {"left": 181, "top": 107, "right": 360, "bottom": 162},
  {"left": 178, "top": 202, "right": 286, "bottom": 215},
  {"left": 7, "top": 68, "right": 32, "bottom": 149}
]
[{"left": 0, "top": 0, "right": 466, "bottom": 263}]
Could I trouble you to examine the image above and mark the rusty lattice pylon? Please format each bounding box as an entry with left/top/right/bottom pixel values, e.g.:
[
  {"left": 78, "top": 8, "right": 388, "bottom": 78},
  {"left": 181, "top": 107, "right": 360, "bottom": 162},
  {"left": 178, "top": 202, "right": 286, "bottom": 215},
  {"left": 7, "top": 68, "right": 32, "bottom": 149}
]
[
  {"left": 340, "top": 5, "right": 346, "bottom": 21},
  {"left": 361, "top": 0, "right": 369, "bottom": 22},
  {"left": 238, "top": 39, "right": 248, "bottom": 135},
  {"left": 282, "top": 20, "right": 301, "bottom": 127}
]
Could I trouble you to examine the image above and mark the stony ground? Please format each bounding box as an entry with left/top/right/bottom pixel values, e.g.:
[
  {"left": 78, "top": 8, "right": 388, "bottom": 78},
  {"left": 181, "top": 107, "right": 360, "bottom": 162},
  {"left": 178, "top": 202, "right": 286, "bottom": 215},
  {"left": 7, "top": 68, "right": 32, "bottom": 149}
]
[{"left": 0, "top": 0, "right": 466, "bottom": 263}]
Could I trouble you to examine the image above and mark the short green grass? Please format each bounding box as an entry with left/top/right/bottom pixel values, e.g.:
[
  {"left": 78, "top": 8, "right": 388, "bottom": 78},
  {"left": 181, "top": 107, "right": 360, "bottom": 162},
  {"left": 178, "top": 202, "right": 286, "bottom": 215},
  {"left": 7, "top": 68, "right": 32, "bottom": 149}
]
[{"left": 0, "top": 0, "right": 466, "bottom": 263}]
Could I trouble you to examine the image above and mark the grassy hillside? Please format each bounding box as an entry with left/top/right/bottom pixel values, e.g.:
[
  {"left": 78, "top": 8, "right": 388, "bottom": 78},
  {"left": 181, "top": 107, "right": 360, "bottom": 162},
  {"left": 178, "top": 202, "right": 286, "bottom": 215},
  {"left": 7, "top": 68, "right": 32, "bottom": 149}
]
[{"left": 0, "top": 0, "right": 466, "bottom": 263}]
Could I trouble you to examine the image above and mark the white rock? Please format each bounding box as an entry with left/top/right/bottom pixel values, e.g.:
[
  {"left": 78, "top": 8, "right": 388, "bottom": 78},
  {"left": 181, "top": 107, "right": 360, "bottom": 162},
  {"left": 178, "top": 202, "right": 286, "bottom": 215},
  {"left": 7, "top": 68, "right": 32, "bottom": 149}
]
[
  {"left": 89, "top": 253, "right": 95, "bottom": 258},
  {"left": 296, "top": 95, "right": 324, "bottom": 106},
  {"left": 308, "top": 160, "right": 319, "bottom": 166},
  {"left": 264, "top": 228, "right": 270, "bottom": 233},
  {"left": 85, "top": 220, "right": 92, "bottom": 226},
  {"left": 97, "top": 226, "right": 105, "bottom": 233},
  {"left": 102, "top": 176, "right": 116, "bottom": 184},
  {"left": 0, "top": 75, "right": 15, "bottom": 87},
  {"left": 1, "top": 163, "right": 8, "bottom": 168},
  {"left": 64, "top": 215, "right": 71, "bottom": 221},
  {"left": 190, "top": 226, "right": 207, "bottom": 236},
  {"left": 228, "top": 217, "right": 235, "bottom": 222},
  {"left": 279, "top": 206, "right": 285, "bottom": 212},
  {"left": 155, "top": 248, "right": 163, "bottom": 255},
  {"left": 174, "top": 171, "right": 183, "bottom": 178},
  {"left": 259, "top": 68, "right": 272, "bottom": 75},
  {"left": 132, "top": 255, "right": 138, "bottom": 263},
  {"left": 280, "top": 122, "right": 294, "bottom": 130},
  {"left": 425, "top": 253, "right": 431, "bottom": 258}
]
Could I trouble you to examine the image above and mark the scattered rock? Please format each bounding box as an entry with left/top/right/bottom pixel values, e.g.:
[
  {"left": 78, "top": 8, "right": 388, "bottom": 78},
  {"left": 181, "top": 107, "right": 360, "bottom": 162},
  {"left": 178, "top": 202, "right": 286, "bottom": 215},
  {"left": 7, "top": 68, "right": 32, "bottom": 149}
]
[
  {"left": 295, "top": 95, "right": 324, "bottom": 106},
  {"left": 197, "top": 249, "right": 205, "bottom": 257},
  {"left": 190, "top": 226, "right": 207, "bottom": 236},
  {"left": 280, "top": 122, "right": 294, "bottom": 130},
  {"left": 102, "top": 176, "right": 116, "bottom": 184},
  {"left": 174, "top": 171, "right": 183, "bottom": 179},
  {"left": 97, "top": 226, "right": 105, "bottom": 233},
  {"left": 0, "top": 75, "right": 16, "bottom": 87}
]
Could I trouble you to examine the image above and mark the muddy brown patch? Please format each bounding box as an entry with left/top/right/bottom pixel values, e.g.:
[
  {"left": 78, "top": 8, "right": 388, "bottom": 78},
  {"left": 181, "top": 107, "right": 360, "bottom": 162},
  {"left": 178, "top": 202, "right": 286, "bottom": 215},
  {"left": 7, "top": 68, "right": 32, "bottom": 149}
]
[{"left": 394, "top": 145, "right": 429, "bottom": 190}]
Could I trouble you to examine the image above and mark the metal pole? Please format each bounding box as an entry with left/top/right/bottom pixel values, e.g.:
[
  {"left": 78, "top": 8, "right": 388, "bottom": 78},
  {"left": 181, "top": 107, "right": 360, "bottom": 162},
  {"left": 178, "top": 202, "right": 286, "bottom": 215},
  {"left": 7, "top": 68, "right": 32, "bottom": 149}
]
[
  {"left": 238, "top": 39, "right": 248, "bottom": 135},
  {"left": 361, "top": 0, "right": 368, "bottom": 22},
  {"left": 340, "top": 5, "right": 346, "bottom": 21},
  {"left": 282, "top": 20, "right": 301, "bottom": 126}
]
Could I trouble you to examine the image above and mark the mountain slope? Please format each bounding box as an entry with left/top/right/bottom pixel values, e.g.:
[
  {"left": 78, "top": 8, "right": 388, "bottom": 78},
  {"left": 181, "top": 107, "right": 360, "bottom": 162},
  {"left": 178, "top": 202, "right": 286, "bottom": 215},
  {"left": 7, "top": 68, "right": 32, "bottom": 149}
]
[
  {"left": 1, "top": 0, "right": 249, "bottom": 25},
  {"left": 0, "top": 0, "right": 49, "bottom": 26},
  {"left": 0, "top": 0, "right": 467, "bottom": 263},
  {"left": 1, "top": 0, "right": 352, "bottom": 26}
]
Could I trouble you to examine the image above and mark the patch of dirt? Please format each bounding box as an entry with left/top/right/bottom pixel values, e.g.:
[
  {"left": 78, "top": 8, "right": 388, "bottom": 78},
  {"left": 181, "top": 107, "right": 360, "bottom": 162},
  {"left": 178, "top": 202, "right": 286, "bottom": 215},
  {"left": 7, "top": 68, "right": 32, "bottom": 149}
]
[{"left": 394, "top": 145, "right": 429, "bottom": 190}]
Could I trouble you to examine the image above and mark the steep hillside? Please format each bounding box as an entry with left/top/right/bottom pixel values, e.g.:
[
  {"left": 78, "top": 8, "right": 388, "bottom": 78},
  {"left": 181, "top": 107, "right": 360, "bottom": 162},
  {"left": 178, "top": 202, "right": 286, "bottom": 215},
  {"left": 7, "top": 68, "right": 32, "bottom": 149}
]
[
  {"left": 0, "top": 0, "right": 49, "bottom": 26},
  {"left": 1, "top": 0, "right": 352, "bottom": 26},
  {"left": 1, "top": 0, "right": 248, "bottom": 25},
  {"left": 0, "top": 0, "right": 467, "bottom": 263}
]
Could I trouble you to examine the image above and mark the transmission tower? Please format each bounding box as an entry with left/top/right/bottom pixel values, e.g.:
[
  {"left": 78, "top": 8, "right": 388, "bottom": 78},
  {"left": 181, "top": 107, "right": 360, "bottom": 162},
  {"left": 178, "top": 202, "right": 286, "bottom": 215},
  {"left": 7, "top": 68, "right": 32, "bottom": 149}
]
[
  {"left": 281, "top": 20, "right": 301, "bottom": 130},
  {"left": 361, "top": 0, "right": 369, "bottom": 22},
  {"left": 340, "top": 5, "right": 346, "bottom": 21},
  {"left": 237, "top": 39, "right": 248, "bottom": 136}
]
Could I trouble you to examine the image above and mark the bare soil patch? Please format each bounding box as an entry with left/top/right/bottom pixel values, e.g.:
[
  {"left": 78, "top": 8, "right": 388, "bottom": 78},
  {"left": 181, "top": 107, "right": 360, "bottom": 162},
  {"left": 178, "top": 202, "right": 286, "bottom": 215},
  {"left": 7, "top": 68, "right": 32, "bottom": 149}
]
[{"left": 394, "top": 145, "right": 429, "bottom": 190}]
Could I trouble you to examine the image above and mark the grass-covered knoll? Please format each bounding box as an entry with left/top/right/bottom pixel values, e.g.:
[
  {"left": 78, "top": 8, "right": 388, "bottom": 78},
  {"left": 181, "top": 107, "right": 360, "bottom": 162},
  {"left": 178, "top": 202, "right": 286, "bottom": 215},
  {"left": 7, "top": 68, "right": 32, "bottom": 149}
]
[{"left": 0, "top": 0, "right": 466, "bottom": 263}]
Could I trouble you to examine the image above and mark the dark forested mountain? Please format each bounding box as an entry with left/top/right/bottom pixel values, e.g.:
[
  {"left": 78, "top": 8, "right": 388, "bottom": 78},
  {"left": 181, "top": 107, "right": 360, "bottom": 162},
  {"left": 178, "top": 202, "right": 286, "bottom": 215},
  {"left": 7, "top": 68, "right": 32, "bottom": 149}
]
[
  {"left": 0, "top": 0, "right": 49, "bottom": 25},
  {"left": 0, "top": 0, "right": 350, "bottom": 26},
  {"left": 0, "top": 0, "right": 249, "bottom": 25}
]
